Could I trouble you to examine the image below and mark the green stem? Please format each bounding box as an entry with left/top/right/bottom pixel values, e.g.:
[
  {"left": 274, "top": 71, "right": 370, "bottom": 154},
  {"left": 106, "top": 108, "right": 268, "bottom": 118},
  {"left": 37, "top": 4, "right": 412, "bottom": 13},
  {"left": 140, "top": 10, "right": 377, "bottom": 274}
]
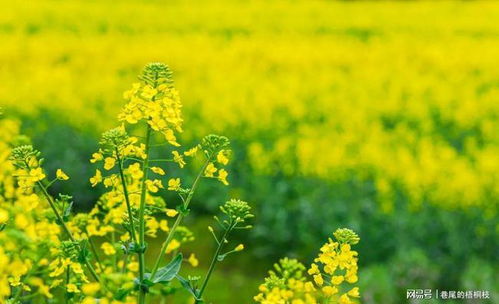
[
  {"left": 150, "top": 155, "right": 213, "bottom": 278},
  {"left": 138, "top": 125, "right": 152, "bottom": 304},
  {"left": 65, "top": 265, "right": 70, "bottom": 304},
  {"left": 11, "top": 285, "right": 24, "bottom": 303},
  {"left": 150, "top": 213, "right": 183, "bottom": 277},
  {"left": 37, "top": 181, "right": 74, "bottom": 241},
  {"left": 87, "top": 236, "right": 103, "bottom": 273},
  {"left": 35, "top": 181, "right": 100, "bottom": 283},
  {"left": 196, "top": 226, "right": 231, "bottom": 303},
  {"left": 122, "top": 254, "right": 129, "bottom": 273},
  {"left": 116, "top": 148, "right": 138, "bottom": 244},
  {"left": 112, "top": 232, "right": 118, "bottom": 272}
]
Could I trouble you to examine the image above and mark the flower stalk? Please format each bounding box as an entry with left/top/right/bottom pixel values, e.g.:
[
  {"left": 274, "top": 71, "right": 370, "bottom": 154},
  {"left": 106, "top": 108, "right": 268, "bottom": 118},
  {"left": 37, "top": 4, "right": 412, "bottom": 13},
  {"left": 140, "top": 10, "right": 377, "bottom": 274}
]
[
  {"left": 35, "top": 180, "right": 100, "bottom": 283},
  {"left": 138, "top": 125, "right": 152, "bottom": 304},
  {"left": 150, "top": 154, "right": 213, "bottom": 278}
]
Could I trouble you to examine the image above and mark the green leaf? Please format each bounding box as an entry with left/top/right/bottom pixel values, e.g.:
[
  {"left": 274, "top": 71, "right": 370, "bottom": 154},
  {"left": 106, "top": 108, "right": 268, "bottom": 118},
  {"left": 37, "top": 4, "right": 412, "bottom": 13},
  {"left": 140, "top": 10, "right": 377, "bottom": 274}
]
[
  {"left": 63, "top": 201, "right": 73, "bottom": 222},
  {"left": 77, "top": 240, "right": 90, "bottom": 264},
  {"left": 149, "top": 253, "right": 183, "bottom": 284},
  {"left": 114, "top": 288, "right": 130, "bottom": 301},
  {"left": 176, "top": 274, "right": 201, "bottom": 300}
]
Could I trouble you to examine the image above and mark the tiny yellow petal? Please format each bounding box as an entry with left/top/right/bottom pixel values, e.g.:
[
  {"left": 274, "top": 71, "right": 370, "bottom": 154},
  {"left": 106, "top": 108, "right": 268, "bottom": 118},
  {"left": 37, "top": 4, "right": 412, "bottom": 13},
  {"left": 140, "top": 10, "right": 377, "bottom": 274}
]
[
  {"left": 166, "top": 209, "right": 178, "bottom": 217},
  {"left": 56, "top": 169, "right": 69, "bottom": 180}
]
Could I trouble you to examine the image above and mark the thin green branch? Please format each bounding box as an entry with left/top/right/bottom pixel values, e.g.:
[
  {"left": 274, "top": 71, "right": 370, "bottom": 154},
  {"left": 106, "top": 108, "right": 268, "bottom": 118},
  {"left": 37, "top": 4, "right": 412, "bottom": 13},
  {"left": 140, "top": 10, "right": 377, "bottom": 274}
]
[
  {"left": 115, "top": 148, "right": 138, "bottom": 244},
  {"left": 149, "top": 153, "right": 214, "bottom": 278},
  {"left": 137, "top": 124, "right": 152, "bottom": 304},
  {"left": 196, "top": 223, "right": 233, "bottom": 303}
]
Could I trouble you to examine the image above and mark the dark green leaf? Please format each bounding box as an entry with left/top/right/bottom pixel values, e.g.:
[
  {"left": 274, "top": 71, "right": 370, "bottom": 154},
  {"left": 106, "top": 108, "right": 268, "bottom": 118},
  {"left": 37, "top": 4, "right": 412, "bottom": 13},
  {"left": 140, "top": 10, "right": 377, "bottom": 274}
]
[{"left": 176, "top": 274, "right": 200, "bottom": 299}]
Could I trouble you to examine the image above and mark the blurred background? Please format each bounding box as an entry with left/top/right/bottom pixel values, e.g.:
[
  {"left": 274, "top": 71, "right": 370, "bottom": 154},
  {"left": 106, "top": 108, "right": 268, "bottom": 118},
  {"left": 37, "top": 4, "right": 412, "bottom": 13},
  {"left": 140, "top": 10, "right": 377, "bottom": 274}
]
[{"left": 1, "top": 0, "right": 498, "bottom": 303}]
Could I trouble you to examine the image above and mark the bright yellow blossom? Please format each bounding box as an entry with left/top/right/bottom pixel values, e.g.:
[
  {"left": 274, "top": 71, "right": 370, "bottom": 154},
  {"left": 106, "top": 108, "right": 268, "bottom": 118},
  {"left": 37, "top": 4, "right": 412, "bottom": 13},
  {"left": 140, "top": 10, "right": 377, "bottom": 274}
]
[
  {"left": 90, "top": 152, "right": 103, "bottom": 163},
  {"left": 167, "top": 178, "right": 181, "bottom": 191},
  {"left": 165, "top": 239, "right": 180, "bottom": 254},
  {"left": 188, "top": 253, "right": 199, "bottom": 267},
  {"left": 172, "top": 151, "right": 186, "bottom": 168},
  {"left": 150, "top": 166, "right": 165, "bottom": 175},
  {"left": 216, "top": 150, "right": 229, "bottom": 165},
  {"left": 103, "top": 157, "right": 116, "bottom": 170},
  {"left": 66, "top": 283, "right": 80, "bottom": 293},
  {"left": 204, "top": 163, "right": 217, "bottom": 177},
  {"left": 166, "top": 209, "right": 178, "bottom": 217},
  {"left": 101, "top": 242, "right": 116, "bottom": 255},
  {"left": 218, "top": 169, "right": 229, "bottom": 185},
  {"left": 29, "top": 168, "right": 45, "bottom": 182},
  {"left": 90, "top": 169, "right": 102, "bottom": 186},
  {"left": 56, "top": 169, "right": 69, "bottom": 180}
]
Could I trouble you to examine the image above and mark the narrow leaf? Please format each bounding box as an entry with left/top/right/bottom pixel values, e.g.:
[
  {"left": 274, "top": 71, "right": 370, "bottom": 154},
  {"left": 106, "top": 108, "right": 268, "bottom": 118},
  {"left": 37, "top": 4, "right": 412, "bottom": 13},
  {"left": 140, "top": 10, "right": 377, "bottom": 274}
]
[{"left": 152, "top": 253, "right": 183, "bottom": 283}]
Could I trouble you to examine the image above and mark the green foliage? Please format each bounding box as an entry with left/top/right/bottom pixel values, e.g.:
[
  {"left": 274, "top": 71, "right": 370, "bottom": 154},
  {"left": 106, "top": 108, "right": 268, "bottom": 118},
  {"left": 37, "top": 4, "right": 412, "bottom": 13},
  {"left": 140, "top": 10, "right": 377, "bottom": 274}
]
[{"left": 146, "top": 254, "right": 183, "bottom": 284}]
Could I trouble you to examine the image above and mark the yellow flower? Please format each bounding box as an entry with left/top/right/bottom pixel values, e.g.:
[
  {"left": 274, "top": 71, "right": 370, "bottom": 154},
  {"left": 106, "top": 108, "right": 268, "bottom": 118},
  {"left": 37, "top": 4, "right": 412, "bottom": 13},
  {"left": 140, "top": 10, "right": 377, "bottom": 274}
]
[
  {"left": 151, "top": 166, "right": 165, "bottom": 175},
  {"left": 103, "top": 176, "right": 116, "bottom": 187},
  {"left": 141, "top": 85, "right": 157, "bottom": 99},
  {"left": 29, "top": 167, "right": 45, "bottom": 182},
  {"left": 204, "top": 163, "right": 217, "bottom": 177},
  {"left": 159, "top": 220, "right": 169, "bottom": 232},
  {"left": 167, "top": 178, "right": 181, "bottom": 191},
  {"left": 146, "top": 179, "right": 163, "bottom": 193},
  {"left": 217, "top": 150, "right": 229, "bottom": 165},
  {"left": 347, "top": 287, "right": 360, "bottom": 298},
  {"left": 90, "top": 152, "right": 103, "bottom": 163},
  {"left": 218, "top": 169, "right": 229, "bottom": 185},
  {"left": 163, "top": 129, "right": 180, "bottom": 146},
  {"left": 101, "top": 242, "right": 116, "bottom": 255},
  {"left": 308, "top": 263, "right": 319, "bottom": 275},
  {"left": 48, "top": 279, "right": 63, "bottom": 288},
  {"left": 127, "top": 262, "right": 139, "bottom": 272},
  {"left": 70, "top": 263, "right": 84, "bottom": 275},
  {"left": 188, "top": 253, "right": 199, "bottom": 267},
  {"left": 146, "top": 217, "right": 160, "bottom": 237},
  {"left": 184, "top": 146, "right": 199, "bottom": 157},
  {"left": 331, "top": 275, "right": 344, "bottom": 285},
  {"left": 38, "top": 284, "right": 53, "bottom": 298},
  {"left": 90, "top": 169, "right": 102, "bottom": 187},
  {"left": 166, "top": 209, "right": 178, "bottom": 217},
  {"left": 322, "top": 286, "right": 338, "bottom": 296},
  {"left": 56, "top": 169, "right": 69, "bottom": 180},
  {"left": 8, "top": 276, "right": 21, "bottom": 287},
  {"left": 165, "top": 239, "right": 180, "bottom": 254},
  {"left": 15, "top": 214, "right": 29, "bottom": 229},
  {"left": 128, "top": 162, "right": 144, "bottom": 179},
  {"left": 25, "top": 156, "right": 37, "bottom": 168},
  {"left": 104, "top": 157, "right": 116, "bottom": 170},
  {"left": 67, "top": 283, "right": 80, "bottom": 293},
  {"left": 339, "top": 294, "right": 353, "bottom": 304},
  {"left": 313, "top": 274, "right": 323, "bottom": 286},
  {"left": 234, "top": 244, "right": 244, "bottom": 252},
  {"left": 0, "top": 209, "right": 9, "bottom": 223},
  {"left": 82, "top": 282, "right": 100, "bottom": 296},
  {"left": 172, "top": 151, "right": 186, "bottom": 168}
]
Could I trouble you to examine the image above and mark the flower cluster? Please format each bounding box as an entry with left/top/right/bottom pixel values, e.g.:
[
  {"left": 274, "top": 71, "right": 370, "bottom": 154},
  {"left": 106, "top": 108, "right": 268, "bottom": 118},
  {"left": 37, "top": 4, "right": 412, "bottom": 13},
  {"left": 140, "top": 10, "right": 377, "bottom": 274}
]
[
  {"left": 0, "top": 118, "right": 67, "bottom": 302},
  {"left": 255, "top": 228, "right": 360, "bottom": 304},
  {"left": 254, "top": 258, "right": 317, "bottom": 304},
  {"left": 1, "top": 63, "right": 247, "bottom": 304},
  {"left": 119, "top": 63, "right": 182, "bottom": 146}
]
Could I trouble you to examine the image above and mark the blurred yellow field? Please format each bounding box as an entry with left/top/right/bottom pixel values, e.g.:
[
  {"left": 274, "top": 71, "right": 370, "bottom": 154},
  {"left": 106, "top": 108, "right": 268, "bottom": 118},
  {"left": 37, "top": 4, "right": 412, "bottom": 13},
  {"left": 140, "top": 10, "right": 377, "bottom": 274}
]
[{"left": 2, "top": 1, "right": 498, "bottom": 214}]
